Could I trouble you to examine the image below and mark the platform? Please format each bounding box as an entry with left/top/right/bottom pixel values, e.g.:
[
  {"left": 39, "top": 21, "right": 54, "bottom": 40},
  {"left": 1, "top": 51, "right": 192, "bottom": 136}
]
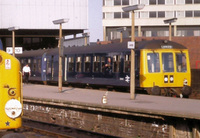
[{"left": 22, "top": 84, "right": 200, "bottom": 120}]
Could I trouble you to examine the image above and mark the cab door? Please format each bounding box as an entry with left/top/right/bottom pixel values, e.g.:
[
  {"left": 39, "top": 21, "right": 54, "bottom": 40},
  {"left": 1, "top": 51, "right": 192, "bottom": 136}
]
[{"left": 161, "top": 52, "right": 175, "bottom": 86}]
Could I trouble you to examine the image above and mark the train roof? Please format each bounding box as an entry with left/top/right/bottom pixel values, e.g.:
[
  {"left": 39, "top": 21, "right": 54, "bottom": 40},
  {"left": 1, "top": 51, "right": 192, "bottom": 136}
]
[
  {"left": 137, "top": 39, "right": 187, "bottom": 49},
  {"left": 16, "top": 40, "right": 187, "bottom": 57}
]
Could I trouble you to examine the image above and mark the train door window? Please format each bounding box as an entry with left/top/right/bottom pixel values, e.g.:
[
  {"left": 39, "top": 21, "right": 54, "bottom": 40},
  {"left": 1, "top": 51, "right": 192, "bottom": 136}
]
[
  {"left": 93, "top": 56, "right": 100, "bottom": 72},
  {"left": 162, "top": 53, "right": 174, "bottom": 72},
  {"left": 124, "top": 54, "right": 130, "bottom": 73},
  {"left": 84, "top": 56, "right": 91, "bottom": 72},
  {"left": 38, "top": 59, "right": 41, "bottom": 73},
  {"left": 68, "top": 57, "right": 74, "bottom": 72},
  {"left": 113, "top": 55, "right": 120, "bottom": 72},
  {"left": 147, "top": 53, "right": 160, "bottom": 73},
  {"left": 101, "top": 56, "right": 105, "bottom": 72},
  {"left": 76, "top": 56, "right": 82, "bottom": 72},
  {"left": 46, "top": 58, "right": 51, "bottom": 75},
  {"left": 176, "top": 53, "right": 187, "bottom": 72},
  {"left": 33, "top": 59, "right": 37, "bottom": 72}
]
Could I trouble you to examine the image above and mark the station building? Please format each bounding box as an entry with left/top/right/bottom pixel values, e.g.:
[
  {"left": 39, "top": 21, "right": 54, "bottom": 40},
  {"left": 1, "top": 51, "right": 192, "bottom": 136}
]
[
  {"left": 102, "top": 0, "right": 200, "bottom": 41},
  {"left": 0, "top": 0, "right": 88, "bottom": 50}
]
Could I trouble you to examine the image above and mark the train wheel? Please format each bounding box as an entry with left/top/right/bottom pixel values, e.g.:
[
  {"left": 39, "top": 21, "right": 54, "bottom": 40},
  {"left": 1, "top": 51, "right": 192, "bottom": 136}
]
[{"left": 151, "top": 86, "right": 161, "bottom": 95}]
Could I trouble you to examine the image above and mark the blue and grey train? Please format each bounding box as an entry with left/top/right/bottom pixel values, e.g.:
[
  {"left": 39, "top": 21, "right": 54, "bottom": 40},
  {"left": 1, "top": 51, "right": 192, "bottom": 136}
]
[{"left": 16, "top": 40, "right": 192, "bottom": 97}]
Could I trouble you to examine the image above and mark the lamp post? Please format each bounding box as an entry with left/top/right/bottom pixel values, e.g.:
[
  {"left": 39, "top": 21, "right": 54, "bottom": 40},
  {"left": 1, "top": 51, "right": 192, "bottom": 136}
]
[
  {"left": 164, "top": 18, "right": 177, "bottom": 41},
  {"left": 122, "top": 4, "right": 145, "bottom": 100},
  {"left": 8, "top": 26, "right": 19, "bottom": 57},
  {"left": 53, "top": 18, "right": 69, "bottom": 92}
]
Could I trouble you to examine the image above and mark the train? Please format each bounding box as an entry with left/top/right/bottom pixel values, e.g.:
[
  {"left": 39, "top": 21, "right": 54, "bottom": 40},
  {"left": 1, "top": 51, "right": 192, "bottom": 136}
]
[
  {"left": 0, "top": 50, "right": 22, "bottom": 129},
  {"left": 16, "top": 39, "right": 191, "bottom": 97}
]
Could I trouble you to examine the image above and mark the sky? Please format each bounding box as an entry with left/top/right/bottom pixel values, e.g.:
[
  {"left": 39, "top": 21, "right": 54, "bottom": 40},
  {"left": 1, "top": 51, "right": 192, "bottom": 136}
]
[{"left": 87, "top": 0, "right": 103, "bottom": 42}]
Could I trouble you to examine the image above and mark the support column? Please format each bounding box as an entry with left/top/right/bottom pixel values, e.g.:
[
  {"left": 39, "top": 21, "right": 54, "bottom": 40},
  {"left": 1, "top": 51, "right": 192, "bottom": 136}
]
[{"left": 138, "top": 26, "right": 142, "bottom": 37}]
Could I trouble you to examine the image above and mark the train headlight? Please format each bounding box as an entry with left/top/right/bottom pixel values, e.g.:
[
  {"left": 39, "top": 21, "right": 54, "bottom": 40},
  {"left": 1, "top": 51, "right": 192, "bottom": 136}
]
[{"left": 5, "top": 99, "right": 22, "bottom": 119}]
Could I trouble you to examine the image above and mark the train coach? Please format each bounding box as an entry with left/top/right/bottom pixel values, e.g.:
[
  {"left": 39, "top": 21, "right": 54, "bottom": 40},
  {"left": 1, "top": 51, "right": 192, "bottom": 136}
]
[
  {"left": 17, "top": 39, "right": 191, "bottom": 97},
  {"left": 0, "top": 50, "right": 22, "bottom": 129}
]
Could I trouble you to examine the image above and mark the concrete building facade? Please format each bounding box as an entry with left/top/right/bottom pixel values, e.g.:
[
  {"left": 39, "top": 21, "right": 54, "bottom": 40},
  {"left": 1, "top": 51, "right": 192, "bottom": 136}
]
[
  {"left": 102, "top": 0, "right": 200, "bottom": 41},
  {"left": 0, "top": 0, "right": 88, "bottom": 50}
]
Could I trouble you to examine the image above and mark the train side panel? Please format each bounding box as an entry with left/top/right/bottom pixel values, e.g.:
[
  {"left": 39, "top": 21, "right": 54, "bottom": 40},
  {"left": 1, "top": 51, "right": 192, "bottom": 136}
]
[{"left": 0, "top": 50, "right": 22, "bottom": 129}]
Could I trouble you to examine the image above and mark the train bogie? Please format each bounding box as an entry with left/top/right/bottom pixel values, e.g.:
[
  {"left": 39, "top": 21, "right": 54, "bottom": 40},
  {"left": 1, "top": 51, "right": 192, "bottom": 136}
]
[{"left": 0, "top": 50, "right": 22, "bottom": 129}]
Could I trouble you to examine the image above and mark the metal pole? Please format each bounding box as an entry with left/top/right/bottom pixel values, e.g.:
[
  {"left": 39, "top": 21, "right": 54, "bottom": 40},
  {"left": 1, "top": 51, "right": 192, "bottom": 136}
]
[
  {"left": 58, "top": 23, "right": 62, "bottom": 92},
  {"left": 130, "top": 11, "right": 135, "bottom": 100},
  {"left": 12, "top": 30, "right": 15, "bottom": 57},
  {"left": 169, "top": 22, "right": 172, "bottom": 41},
  {"left": 120, "top": 31, "right": 123, "bottom": 43}
]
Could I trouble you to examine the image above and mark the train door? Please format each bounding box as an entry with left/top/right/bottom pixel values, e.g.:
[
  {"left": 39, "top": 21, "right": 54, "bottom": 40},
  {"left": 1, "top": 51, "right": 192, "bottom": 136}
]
[
  {"left": 64, "top": 56, "right": 68, "bottom": 81},
  {"left": 162, "top": 52, "right": 175, "bottom": 86},
  {"left": 46, "top": 56, "right": 54, "bottom": 81}
]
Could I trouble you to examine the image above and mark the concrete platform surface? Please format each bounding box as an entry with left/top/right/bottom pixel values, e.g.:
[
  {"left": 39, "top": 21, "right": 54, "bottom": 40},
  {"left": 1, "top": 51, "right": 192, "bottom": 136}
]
[{"left": 23, "top": 84, "right": 200, "bottom": 120}]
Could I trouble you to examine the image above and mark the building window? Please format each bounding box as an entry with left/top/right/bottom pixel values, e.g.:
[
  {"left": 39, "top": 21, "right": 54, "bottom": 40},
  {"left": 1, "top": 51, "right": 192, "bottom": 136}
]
[
  {"left": 105, "top": 12, "right": 114, "bottom": 19},
  {"left": 165, "top": 11, "right": 174, "bottom": 18},
  {"left": 176, "top": 11, "right": 185, "bottom": 18},
  {"left": 114, "top": 12, "right": 121, "bottom": 18},
  {"left": 177, "top": 0, "right": 185, "bottom": 4},
  {"left": 158, "top": 11, "right": 165, "bottom": 18},
  {"left": 140, "top": 11, "right": 149, "bottom": 18},
  {"left": 194, "top": 0, "right": 200, "bottom": 3},
  {"left": 105, "top": 0, "right": 113, "bottom": 6},
  {"left": 194, "top": 30, "right": 200, "bottom": 36},
  {"left": 166, "top": 0, "right": 174, "bottom": 4},
  {"left": 122, "top": 12, "right": 129, "bottom": 18},
  {"left": 131, "top": 0, "right": 138, "bottom": 4},
  {"left": 122, "top": 0, "right": 129, "bottom": 5},
  {"left": 140, "top": 0, "right": 149, "bottom": 5},
  {"left": 114, "top": 0, "right": 121, "bottom": 5},
  {"left": 185, "top": 11, "right": 193, "bottom": 17},
  {"left": 149, "top": 11, "right": 156, "bottom": 18},
  {"left": 194, "top": 11, "right": 200, "bottom": 17},
  {"left": 158, "top": 0, "right": 165, "bottom": 4},
  {"left": 150, "top": 0, "right": 156, "bottom": 5},
  {"left": 185, "top": 0, "right": 193, "bottom": 4}
]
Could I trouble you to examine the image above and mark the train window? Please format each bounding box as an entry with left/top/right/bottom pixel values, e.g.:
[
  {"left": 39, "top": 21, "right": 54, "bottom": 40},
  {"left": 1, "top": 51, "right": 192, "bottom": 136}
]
[
  {"left": 162, "top": 53, "right": 174, "bottom": 72},
  {"left": 113, "top": 55, "right": 120, "bottom": 72},
  {"left": 93, "top": 56, "right": 100, "bottom": 72},
  {"left": 147, "top": 53, "right": 160, "bottom": 73},
  {"left": 101, "top": 57, "right": 106, "bottom": 72},
  {"left": 68, "top": 57, "right": 74, "bottom": 72},
  {"left": 84, "top": 56, "right": 91, "bottom": 72},
  {"left": 176, "top": 53, "right": 187, "bottom": 72},
  {"left": 76, "top": 56, "right": 82, "bottom": 72},
  {"left": 124, "top": 55, "right": 130, "bottom": 73},
  {"left": 32, "top": 59, "right": 37, "bottom": 72},
  {"left": 28, "top": 59, "right": 31, "bottom": 63}
]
